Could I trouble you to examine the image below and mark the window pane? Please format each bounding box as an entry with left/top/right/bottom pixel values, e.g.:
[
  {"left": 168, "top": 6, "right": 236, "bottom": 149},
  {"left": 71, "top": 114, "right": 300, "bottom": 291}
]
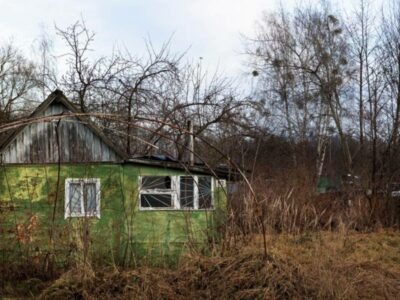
[
  {"left": 84, "top": 182, "right": 97, "bottom": 214},
  {"left": 69, "top": 183, "right": 81, "bottom": 214},
  {"left": 198, "top": 177, "right": 212, "bottom": 209},
  {"left": 180, "top": 176, "right": 194, "bottom": 208},
  {"left": 140, "top": 194, "right": 172, "bottom": 208},
  {"left": 142, "top": 176, "right": 171, "bottom": 189}
]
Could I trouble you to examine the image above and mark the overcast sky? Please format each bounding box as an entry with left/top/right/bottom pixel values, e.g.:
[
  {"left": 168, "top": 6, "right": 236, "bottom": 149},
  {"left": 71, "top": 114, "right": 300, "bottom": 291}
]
[{"left": 0, "top": 0, "right": 367, "bottom": 85}]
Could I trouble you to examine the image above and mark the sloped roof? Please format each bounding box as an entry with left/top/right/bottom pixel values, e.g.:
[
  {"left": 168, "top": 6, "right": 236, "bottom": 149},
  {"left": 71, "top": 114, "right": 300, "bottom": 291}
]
[{"left": 0, "top": 89, "right": 127, "bottom": 160}]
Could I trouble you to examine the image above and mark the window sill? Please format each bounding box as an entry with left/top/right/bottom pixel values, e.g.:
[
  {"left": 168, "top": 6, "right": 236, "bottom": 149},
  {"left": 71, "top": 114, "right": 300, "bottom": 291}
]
[
  {"left": 138, "top": 208, "right": 215, "bottom": 211},
  {"left": 65, "top": 213, "right": 101, "bottom": 219}
]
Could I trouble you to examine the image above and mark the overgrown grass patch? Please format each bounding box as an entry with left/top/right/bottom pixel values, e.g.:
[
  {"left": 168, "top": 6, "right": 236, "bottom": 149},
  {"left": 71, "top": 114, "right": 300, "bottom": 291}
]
[{"left": 1, "top": 230, "right": 399, "bottom": 299}]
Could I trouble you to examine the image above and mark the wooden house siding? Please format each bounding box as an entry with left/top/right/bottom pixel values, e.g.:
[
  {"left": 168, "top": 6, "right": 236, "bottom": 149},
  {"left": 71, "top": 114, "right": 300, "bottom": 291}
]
[{"left": 0, "top": 102, "right": 121, "bottom": 164}]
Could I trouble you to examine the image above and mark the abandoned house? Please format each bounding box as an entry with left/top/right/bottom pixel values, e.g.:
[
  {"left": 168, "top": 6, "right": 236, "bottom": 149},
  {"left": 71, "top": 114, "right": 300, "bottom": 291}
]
[{"left": 0, "top": 90, "right": 231, "bottom": 265}]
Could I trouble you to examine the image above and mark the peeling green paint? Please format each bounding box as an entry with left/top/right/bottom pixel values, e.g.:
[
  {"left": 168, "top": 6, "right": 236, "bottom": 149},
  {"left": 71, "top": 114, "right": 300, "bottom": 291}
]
[{"left": 0, "top": 163, "right": 226, "bottom": 266}]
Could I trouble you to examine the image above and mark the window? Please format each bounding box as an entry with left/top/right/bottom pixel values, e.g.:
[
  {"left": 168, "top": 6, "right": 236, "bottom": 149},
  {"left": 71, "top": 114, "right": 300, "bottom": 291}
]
[
  {"left": 139, "top": 176, "right": 177, "bottom": 209},
  {"left": 198, "top": 176, "right": 213, "bottom": 209},
  {"left": 142, "top": 176, "right": 171, "bottom": 189},
  {"left": 65, "top": 178, "right": 100, "bottom": 218},
  {"left": 139, "top": 175, "right": 214, "bottom": 210},
  {"left": 180, "top": 176, "right": 195, "bottom": 208}
]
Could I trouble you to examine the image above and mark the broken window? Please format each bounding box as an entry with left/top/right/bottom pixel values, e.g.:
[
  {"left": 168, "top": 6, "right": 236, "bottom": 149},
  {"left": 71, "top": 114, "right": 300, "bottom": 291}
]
[
  {"left": 198, "top": 176, "right": 213, "bottom": 209},
  {"left": 65, "top": 178, "right": 100, "bottom": 218},
  {"left": 139, "top": 175, "right": 214, "bottom": 210},
  {"left": 142, "top": 176, "right": 171, "bottom": 189},
  {"left": 139, "top": 176, "right": 175, "bottom": 209},
  {"left": 180, "top": 176, "right": 195, "bottom": 208},
  {"left": 140, "top": 194, "right": 173, "bottom": 208}
]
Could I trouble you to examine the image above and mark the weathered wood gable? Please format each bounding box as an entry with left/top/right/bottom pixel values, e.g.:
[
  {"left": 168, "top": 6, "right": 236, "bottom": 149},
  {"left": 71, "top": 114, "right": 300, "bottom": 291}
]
[{"left": 0, "top": 91, "right": 124, "bottom": 164}]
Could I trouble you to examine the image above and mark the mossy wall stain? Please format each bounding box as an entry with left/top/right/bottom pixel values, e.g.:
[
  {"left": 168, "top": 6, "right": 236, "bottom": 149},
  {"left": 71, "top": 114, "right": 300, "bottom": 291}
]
[{"left": 0, "top": 164, "right": 226, "bottom": 265}]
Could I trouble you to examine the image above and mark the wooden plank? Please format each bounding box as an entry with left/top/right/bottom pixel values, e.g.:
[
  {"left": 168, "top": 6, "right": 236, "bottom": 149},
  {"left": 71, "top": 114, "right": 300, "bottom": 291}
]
[
  {"left": 17, "top": 127, "right": 23, "bottom": 163},
  {"left": 4, "top": 145, "right": 10, "bottom": 163},
  {"left": 37, "top": 120, "right": 44, "bottom": 163},
  {"left": 86, "top": 126, "right": 94, "bottom": 161},
  {"left": 70, "top": 121, "right": 78, "bottom": 162},
  {"left": 93, "top": 132, "right": 101, "bottom": 161},
  {"left": 23, "top": 126, "right": 30, "bottom": 163},
  {"left": 62, "top": 121, "right": 70, "bottom": 162},
  {"left": 43, "top": 122, "right": 48, "bottom": 162},
  {"left": 1, "top": 101, "right": 121, "bottom": 164},
  {"left": 11, "top": 140, "right": 17, "bottom": 163}
]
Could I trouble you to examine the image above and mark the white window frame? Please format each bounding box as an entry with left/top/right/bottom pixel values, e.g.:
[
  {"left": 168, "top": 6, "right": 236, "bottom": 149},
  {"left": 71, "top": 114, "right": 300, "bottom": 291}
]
[
  {"left": 64, "top": 178, "right": 101, "bottom": 219},
  {"left": 138, "top": 175, "right": 214, "bottom": 210},
  {"left": 216, "top": 179, "right": 227, "bottom": 189}
]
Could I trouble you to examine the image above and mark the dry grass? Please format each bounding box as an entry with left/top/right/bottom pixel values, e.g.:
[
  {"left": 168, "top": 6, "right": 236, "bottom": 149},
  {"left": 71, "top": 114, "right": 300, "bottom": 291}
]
[
  {"left": 3, "top": 230, "right": 399, "bottom": 299},
  {"left": 230, "top": 174, "right": 400, "bottom": 235}
]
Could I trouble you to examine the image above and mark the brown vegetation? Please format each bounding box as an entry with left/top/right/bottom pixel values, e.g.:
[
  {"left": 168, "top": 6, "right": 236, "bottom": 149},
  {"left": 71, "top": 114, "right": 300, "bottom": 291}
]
[{"left": 1, "top": 231, "right": 398, "bottom": 299}]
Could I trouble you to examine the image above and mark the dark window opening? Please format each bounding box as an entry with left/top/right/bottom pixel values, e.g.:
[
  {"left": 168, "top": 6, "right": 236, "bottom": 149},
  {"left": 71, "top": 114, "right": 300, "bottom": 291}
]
[
  {"left": 198, "top": 176, "right": 212, "bottom": 209},
  {"left": 142, "top": 176, "right": 171, "bottom": 189},
  {"left": 140, "top": 194, "right": 172, "bottom": 208},
  {"left": 180, "top": 176, "right": 194, "bottom": 208}
]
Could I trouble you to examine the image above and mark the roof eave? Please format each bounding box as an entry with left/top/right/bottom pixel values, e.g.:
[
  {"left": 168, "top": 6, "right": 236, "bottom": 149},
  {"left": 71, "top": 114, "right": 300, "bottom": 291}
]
[{"left": 125, "top": 158, "right": 240, "bottom": 180}]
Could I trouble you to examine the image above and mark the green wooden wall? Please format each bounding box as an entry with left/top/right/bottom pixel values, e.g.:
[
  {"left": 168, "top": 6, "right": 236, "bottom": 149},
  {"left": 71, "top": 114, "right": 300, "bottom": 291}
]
[{"left": 0, "top": 164, "right": 226, "bottom": 266}]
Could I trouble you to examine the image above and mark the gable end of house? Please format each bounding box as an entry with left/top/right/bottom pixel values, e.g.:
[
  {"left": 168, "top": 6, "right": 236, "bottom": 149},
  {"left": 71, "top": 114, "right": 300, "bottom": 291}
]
[{"left": 0, "top": 90, "right": 125, "bottom": 164}]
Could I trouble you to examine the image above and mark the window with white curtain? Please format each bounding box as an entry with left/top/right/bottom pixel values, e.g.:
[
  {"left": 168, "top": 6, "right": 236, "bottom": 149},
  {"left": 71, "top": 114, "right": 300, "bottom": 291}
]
[{"left": 65, "top": 178, "right": 100, "bottom": 218}]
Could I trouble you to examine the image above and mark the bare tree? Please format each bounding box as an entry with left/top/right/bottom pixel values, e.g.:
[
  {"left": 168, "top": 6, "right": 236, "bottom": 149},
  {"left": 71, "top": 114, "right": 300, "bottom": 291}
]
[
  {"left": 105, "top": 39, "right": 182, "bottom": 155},
  {"left": 247, "top": 10, "right": 301, "bottom": 167},
  {"left": 139, "top": 60, "right": 248, "bottom": 161},
  {"left": 246, "top": 3, "right": 353, "bottom": 177},
  {"left": 33, "top": 27, "right": 59, "bottom": 98},
  {"left": 0, "top": 43, "right": 37, "bottom": 123},
  {"left": 56, "top": 20, "right": 123, "bottom": 112},
  {"left": 347, "top": 0, "right": 374, "bottom": 148},
  {"left": 380, "top": 0, "right": 400, "bottom": 149}
]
